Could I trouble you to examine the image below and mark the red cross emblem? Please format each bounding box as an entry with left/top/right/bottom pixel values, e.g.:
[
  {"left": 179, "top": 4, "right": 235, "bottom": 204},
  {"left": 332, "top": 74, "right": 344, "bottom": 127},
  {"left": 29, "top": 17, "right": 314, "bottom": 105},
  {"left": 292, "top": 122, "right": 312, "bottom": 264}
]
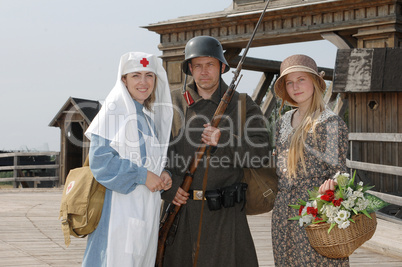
[
  {"left": 140, "top": 58, "right": 149, "bottom": 67},
  {"left": 66, "top": 181, "right": 75, "bottom": 194}
]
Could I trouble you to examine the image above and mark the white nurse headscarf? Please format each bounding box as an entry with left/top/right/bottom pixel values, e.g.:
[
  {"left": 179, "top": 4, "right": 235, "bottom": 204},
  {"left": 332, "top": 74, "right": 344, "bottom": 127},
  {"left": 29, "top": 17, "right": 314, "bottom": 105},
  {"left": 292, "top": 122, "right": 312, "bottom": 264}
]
[{"left": 85, "top": 52, "right": 173, "bottom": 163}]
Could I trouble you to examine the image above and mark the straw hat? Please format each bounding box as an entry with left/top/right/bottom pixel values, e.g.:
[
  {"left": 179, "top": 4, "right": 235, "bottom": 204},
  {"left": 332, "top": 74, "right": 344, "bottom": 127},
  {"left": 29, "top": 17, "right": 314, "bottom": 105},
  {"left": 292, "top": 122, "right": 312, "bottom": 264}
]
[{"left": 274, "top": 54, "right": 326, "bottom": 106}]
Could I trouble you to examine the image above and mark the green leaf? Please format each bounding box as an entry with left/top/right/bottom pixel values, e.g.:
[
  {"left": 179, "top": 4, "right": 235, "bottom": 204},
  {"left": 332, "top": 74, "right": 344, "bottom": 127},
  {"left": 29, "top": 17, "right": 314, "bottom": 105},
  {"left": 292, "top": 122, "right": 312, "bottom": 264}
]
[
  {"left": 298, "top": 199, "right": 307, "bottom": 206},
  {"left": 349, "top": 218, "right": 355, "bottom": 223},
  {"left": 328, "top": 223, "right": 336, "bottom": 233},
  {"left": 289, "top": 204, "right": 301, "bottom": 210},
  {"left": 312, "top": 219, "right": 325, "bottom": 224},
  {"left": 316, "top": 200, "right": 324, "bottom": 213},
  {"left": 363, "top": 185, "right": 375, "bottom": 192},
  {"left": 288, "top": 216, "right": 301, "bottom": 221},
  {"left": 362, "top": 210, "right": 372, "bottom": 219},
  {"left": 364, "top": 193, "right": 390, "bottom": 213},
  {"left": 348, "top": 171, "right": 356, "bottom": 188}
]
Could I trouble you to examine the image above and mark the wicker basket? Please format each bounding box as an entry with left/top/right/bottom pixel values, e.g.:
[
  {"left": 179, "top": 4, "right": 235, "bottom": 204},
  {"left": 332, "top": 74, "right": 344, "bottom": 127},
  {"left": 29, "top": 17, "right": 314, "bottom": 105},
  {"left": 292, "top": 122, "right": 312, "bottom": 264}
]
[{"left": 305, "top": 212, "right": 377, "bottom": 259}]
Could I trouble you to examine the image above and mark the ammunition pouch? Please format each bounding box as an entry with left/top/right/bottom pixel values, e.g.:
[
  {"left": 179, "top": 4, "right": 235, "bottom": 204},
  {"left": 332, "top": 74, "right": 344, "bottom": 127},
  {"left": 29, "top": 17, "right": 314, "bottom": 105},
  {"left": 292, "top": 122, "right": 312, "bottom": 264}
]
[{"left": 205, "top": 182, "right": 248, "bottom": 211}]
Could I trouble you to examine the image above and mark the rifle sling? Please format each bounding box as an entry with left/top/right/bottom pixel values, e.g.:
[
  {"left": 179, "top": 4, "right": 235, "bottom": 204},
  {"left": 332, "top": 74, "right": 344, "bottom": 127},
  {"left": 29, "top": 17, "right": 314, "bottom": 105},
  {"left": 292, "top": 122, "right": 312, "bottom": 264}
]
[{"left": 193, "top": 148, "right": 211, "bottom": 267}]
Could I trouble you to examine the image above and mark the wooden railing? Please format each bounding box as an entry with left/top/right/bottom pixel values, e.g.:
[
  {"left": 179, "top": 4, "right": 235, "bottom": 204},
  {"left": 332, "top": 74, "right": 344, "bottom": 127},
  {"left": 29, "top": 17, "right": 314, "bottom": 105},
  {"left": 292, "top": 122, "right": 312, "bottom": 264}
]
[
  {"left": 0, "top": 152, "right": 59, "bottom": 188},
  {"left": 347, "top": 133, "right": 402, "bottom": 223}
]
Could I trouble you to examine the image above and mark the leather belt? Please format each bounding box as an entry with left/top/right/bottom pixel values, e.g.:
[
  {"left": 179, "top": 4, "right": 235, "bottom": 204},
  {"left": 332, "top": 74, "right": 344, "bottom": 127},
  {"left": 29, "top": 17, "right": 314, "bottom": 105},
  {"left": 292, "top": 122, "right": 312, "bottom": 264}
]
[{"left": 188, "top": 190, "right": 206, "bottom": 201}]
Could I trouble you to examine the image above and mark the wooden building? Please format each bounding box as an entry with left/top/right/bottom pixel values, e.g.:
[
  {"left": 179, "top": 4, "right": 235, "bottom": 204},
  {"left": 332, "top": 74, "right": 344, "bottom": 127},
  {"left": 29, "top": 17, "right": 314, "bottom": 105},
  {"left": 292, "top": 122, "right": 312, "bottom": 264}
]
[
  {"left": 144, "top": 0, "right": 402, "bottom": 195},
  {"left": 49, "top": 97, "right": 100, "bottom": 185},
  {"left": 333, "top": 48, "right": 402, "bottom": 194}
]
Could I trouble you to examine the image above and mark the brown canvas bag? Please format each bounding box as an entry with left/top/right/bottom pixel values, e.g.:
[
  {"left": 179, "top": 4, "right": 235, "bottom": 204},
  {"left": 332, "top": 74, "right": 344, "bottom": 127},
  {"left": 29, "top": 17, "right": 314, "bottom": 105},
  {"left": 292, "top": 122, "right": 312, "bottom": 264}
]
[
  {"left": 59, "top": 157, "right": 106, "bottom": 247},
  {"left": 239, "top": 93, "right": 278, "bottom": 215}
]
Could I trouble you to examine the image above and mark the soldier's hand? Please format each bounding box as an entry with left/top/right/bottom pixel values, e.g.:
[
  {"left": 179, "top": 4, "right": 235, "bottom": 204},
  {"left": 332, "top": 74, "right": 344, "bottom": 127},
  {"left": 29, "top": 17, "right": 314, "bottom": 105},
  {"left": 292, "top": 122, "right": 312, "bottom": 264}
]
[
  {"left": 202, "top": 123, "right": 221, "bottom": 146},
  {"left": 172, "top": 187, "right": 189, "bottom": 206}
]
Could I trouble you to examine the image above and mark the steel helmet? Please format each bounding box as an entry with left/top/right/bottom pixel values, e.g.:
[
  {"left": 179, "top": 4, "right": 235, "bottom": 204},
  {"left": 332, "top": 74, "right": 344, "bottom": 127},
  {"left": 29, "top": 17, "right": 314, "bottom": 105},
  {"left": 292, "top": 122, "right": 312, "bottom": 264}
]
[{"left": 182, "top": 36, "right": 230, "bottom": 75}]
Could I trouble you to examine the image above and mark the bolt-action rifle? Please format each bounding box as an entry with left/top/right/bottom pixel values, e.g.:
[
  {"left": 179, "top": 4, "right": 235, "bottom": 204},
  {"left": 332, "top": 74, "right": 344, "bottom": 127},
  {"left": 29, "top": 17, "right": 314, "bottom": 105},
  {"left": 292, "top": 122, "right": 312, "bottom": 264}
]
[{"left": 155, "top": 1, "right": 271, "bottom": 266}]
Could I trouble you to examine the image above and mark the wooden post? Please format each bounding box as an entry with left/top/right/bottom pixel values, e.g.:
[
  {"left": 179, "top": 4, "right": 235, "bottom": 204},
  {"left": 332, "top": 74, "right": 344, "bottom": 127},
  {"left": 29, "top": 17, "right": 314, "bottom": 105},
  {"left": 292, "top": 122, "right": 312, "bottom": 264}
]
[{"left": 12, "top": 155, "right": 18, "bottom": 188}]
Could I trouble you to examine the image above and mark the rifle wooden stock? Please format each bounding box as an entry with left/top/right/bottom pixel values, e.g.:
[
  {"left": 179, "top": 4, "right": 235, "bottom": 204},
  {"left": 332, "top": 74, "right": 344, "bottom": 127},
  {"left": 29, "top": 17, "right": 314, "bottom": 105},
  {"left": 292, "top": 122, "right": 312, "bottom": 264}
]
[{"left": 155, "top": 2, "right": 271, "bottom": 265}]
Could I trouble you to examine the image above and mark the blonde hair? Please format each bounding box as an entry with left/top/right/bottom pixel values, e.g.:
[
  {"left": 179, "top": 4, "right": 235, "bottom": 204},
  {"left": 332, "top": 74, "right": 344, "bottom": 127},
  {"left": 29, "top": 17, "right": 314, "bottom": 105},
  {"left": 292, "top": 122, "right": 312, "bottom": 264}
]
[{"left": 284, "top": 73, "right": 326, "bottom": 179}]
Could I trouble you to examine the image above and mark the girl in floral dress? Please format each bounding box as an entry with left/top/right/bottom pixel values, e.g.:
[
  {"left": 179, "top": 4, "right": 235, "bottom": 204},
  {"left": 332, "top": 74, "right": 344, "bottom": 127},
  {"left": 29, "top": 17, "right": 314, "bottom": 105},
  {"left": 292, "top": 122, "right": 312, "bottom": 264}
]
[{"left": 271, "top": 54, "right": 349, "bottom": 266}]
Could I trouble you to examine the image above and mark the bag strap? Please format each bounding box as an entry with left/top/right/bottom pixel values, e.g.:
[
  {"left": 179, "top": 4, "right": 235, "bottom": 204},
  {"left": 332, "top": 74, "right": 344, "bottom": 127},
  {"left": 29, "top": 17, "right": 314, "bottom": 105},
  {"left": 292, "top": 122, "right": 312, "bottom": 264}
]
[
  {"left": 60, "top": 202, "right": 72, "bottom": 247},
  {"left": 83, "top": 155, "right": 89, "bottom": 167}
]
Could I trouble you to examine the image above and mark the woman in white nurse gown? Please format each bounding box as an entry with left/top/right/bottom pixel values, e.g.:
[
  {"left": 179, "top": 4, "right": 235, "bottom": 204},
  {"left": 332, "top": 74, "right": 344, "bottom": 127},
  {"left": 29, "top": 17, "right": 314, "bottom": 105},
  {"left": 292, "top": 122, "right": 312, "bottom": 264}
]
[{"left": 82, "top": 51, "right": 173, "bottom": 267}]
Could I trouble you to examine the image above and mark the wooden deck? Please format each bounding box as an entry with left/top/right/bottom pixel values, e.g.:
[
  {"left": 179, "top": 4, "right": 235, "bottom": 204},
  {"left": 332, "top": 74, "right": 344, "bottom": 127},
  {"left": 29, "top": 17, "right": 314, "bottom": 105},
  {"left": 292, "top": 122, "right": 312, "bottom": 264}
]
[{"left": 0, "top": 189, "right": 401, "bottom": 266}]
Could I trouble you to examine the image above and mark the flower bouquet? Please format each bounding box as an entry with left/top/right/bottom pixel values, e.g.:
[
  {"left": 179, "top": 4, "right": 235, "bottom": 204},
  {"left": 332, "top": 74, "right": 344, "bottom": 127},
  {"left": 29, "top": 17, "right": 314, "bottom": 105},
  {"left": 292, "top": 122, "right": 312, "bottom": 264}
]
[{"left": 289, "top": 171, "right": 388, "bottom": 258}]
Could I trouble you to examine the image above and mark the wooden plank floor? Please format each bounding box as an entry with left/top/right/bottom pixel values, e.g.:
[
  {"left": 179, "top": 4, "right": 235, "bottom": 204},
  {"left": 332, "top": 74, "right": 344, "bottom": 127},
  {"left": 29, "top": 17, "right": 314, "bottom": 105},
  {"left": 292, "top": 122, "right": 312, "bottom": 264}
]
[{"left": 0, "top": 189, "right": 401, "bottom": 266}]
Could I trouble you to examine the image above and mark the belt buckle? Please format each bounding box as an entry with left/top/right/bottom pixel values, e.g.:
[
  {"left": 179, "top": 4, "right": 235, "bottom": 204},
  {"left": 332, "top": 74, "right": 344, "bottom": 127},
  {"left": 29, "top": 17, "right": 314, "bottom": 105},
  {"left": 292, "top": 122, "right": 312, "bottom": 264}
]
[{"left": 193, "top": 190, "right": 204, "bottom": 200}]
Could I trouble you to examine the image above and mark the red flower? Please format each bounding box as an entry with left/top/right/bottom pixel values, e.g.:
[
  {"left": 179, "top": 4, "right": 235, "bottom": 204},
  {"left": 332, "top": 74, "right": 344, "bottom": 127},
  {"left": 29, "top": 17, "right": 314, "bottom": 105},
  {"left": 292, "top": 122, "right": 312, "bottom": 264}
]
[
  {"left": 320, "top": 190, "right": 335, "bottom": 202},
  {"left": 332, "top": 198, "right": 343, "bottom": 207},
  {"left": 299, "top": 205, "right": 304, "bottom": 216},
  {"left": 307, "top": 207, "right": 318, "bottom": 217}
]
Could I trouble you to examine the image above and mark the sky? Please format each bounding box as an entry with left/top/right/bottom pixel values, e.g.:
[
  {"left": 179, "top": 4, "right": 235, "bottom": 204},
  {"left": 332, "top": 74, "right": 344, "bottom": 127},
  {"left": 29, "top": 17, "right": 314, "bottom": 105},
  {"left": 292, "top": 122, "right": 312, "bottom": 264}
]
[{"left": 0, "top": 0, "right": 337, "bottom": 152}]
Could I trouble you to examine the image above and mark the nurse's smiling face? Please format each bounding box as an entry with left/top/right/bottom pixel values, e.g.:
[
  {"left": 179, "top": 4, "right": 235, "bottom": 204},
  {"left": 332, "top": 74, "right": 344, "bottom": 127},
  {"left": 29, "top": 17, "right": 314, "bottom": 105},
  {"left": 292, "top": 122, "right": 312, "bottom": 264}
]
[{"left": 122, "top": 71, "right": 155, "bottom": 104}]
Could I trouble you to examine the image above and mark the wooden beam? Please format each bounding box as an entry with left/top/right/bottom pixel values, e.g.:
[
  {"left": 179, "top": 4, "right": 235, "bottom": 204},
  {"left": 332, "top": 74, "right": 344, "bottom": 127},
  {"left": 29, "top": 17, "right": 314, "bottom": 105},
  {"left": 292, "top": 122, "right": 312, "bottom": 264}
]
[
  {"left": 321, "top": 32, "right": 354, "bottom": 49},
  {"left": 224, "top": 48, "right": 242, "bottom": 62},
  {"left": 367, "top": 190, "right": 402, "bottom": 207},
  {"left": 323, "top": 82, "right": 340, "bottom": 110},
  {"left": 251, "top": 72, "right": 275, "bottom": 106},
  {"left": 334, "top": 93, "right": 348, "bottom": 117},
  {"left": 0, "top": 151, "right": 59, "bottom": 158},
  {"left": 349, "top": 133, "right": 402, "bottom": 142},
  {"left": 15, "top": 176, "right": 59, "bottom": 182},
  {"left": 261, "top": 90, "right": 277, "bottom": 119},
  {"left": 0, "top": 165, "right": 59, "bottom": 171},
  {"left": 227, "top": 55, "right": 281, "bottom": 73},
  {"left": 347, "top": 159, "right": 402, "bottom": 177},
  {"left": 228, "top": 56, "right": 334, "bottom": 80}
]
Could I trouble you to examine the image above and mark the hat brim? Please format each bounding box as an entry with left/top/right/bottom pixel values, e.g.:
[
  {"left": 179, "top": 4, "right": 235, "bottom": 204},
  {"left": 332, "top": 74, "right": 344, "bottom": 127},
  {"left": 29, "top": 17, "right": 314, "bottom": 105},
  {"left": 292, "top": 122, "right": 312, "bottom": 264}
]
[{"left": 274, "top": 67, "right": 326, "bottom": 106}]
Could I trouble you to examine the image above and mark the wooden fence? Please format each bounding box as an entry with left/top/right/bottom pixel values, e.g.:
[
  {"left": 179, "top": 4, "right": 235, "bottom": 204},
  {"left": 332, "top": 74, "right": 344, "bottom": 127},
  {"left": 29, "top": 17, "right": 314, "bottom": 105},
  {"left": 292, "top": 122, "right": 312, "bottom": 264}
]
[
  {"left": 347, "top": 133, "right": 402, "bottom": 223},
  {"left": 0, "top": 152, "right": 59, "bottom": 188}
]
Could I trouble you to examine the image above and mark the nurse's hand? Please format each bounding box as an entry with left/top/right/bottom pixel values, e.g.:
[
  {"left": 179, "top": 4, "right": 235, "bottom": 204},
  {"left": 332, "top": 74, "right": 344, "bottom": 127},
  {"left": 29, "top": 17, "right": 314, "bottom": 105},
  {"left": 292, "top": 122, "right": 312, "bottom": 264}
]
[
  {"left": 319, "top": 179, "right": 337, "bottom": 195},
  {"left": 160, "top": 171, "right": 172, "bottom": 191},
  {"left": 172, "top": 187, "right": 189, "bottom": 206},
  {"left": 145, "top": 171, "right": 165, "bottom": 192}
]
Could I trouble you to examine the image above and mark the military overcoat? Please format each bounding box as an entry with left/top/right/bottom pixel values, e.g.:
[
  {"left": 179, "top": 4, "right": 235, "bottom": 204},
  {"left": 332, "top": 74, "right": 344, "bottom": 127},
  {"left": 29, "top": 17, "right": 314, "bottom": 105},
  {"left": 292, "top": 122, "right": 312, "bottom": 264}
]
[{"left": 162, "top": 79, "right": 270, "bottom": 267}]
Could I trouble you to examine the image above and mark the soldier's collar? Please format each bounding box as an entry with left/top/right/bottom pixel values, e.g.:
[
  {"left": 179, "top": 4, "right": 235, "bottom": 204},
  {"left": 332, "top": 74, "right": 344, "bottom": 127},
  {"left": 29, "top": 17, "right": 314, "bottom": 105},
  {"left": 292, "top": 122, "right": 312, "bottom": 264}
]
[{"left": 188, "top": 79, "right": 227, "bottom": 106}]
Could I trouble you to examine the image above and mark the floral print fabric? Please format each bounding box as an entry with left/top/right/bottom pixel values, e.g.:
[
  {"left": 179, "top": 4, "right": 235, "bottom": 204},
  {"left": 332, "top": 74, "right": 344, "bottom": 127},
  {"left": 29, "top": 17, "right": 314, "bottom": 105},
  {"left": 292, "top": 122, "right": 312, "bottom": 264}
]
[{"left": 272, "top": 107, "right": 350, "bottom": 266}]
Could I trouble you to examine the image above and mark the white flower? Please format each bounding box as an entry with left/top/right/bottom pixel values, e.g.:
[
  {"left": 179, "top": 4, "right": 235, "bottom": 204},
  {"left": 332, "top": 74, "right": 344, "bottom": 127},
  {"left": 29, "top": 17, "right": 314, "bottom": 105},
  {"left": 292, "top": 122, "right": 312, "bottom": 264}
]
[
  {"left": 321, "top": 205, "right": 339, "bottom": 220},
  {"left": 299, "top": 214, "right": 314, "bottom": 226},
  {"left": 333, "top": 171, "right": 341, "bottom": 181},
  {"left": 334, "top": 172, "right": 350, "bottom": 187},
  {"left": 346, "top": 187, "right": 353, "bottom": 198},
  {"left": 337, "top": 210, "right": 351, "bottom": 221},
  {"left": 338, "top": 220, "right": 351, "bottom": 229},
  {"left": 355, "top": 198, "right": 369, "bottom": 211},
  {"left": 342, "top": 199, "right": 355, "bottom": 209},
  {"left": 349, "top": 196, "right": 357, "bottom": 203},
  {"left": 358, "top": 181, "right": 363, "bottom": 186},
  {"left": 335, "top": 216, "right": 343, "bottom": 224},
  {"left": 327, "top": 217, "right": 336, "bottom": 224}
]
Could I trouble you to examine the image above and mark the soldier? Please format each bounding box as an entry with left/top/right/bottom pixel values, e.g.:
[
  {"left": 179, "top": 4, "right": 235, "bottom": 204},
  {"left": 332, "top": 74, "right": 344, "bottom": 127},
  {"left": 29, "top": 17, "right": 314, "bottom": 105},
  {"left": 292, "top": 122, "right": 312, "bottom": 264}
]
[{"left": 161, "top": 36, "right": 270, "bottom": 267}]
